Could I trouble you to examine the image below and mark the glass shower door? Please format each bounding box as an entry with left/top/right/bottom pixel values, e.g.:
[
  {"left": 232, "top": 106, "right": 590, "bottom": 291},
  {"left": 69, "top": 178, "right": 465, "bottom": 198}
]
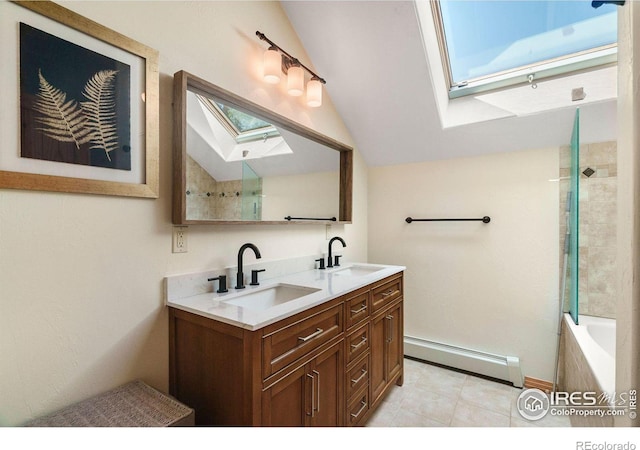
[
  {"left": 568, "top": 108, "right": 580, "bottom": 324},
  {"left": 241, "top": 162, "right": 263, "bottom": 221}
]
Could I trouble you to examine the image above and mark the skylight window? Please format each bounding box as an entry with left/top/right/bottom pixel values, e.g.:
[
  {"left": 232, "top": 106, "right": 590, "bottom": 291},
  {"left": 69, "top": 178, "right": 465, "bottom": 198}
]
[
  {"left": 433, "top": 0, "right": 618, "bottom": 98},
  {"left": 215, "top": 102, "right": 272, "bottom": 134},
  {"left": 188, "top": 92, "right": 292, "bottom": 163},
  {"left": 197, "top": 95, "right": 280, "bottom": 143}
]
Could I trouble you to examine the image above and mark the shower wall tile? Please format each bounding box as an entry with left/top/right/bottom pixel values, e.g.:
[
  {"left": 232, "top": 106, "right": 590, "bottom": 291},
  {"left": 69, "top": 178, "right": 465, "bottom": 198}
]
[
  {"left": 588, "top": 247, "right": 616, "bottom": 296},
  {"left": 590, "top": 223, "right": 616, "bottom": 248},
  {"left": 589, "top": 294, "right": 617, "bottom": 318},
  {"left": 588, "top": 201, "right": 616, "bottom": 225},
  {"left": 185, "top": 156, "right": 242, "bottom": 221},
  {"left": 586, "top": 141, "right": 616, "bottom": 166},
  {"left": 589, "top": 178, "right": 617, "bottom": 203}
]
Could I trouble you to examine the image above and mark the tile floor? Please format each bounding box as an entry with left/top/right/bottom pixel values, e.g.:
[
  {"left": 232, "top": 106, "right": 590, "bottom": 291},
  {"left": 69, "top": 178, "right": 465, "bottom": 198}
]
[{"left": 366, "top": 357, "right": 572, "bottom": 427}]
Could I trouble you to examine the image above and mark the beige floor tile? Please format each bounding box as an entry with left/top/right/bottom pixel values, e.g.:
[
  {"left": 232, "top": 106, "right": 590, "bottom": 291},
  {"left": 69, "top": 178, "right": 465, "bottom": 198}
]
[
  {"left": 459, "top": 375, "right": 519, "bottom": 416},
  {"left": 450, "top": 400, "right": 511, "bottom": 427},
  {"left": 399, "top": 384, "right": 457, "bottom": 425},
  {"left": 391, "top": 408, "right": 444, "bottom": 427},
  {"left": 413, "top": 365, "right": 467, "bottom": 400},
  {"left": 367, "top": 358, "right": 572, "bottom": 428},
  {"left": 366, "top": 404, "right": 396, "bottom": 427}
]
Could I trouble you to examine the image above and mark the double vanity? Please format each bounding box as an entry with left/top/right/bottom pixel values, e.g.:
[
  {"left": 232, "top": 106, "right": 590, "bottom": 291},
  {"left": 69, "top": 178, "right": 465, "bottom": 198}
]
[
  {"left": 166, "top": 258, "right": 405, "bottom": 426},
  {"left": 168, "top": 70, "right": 402, "bottom": 426}
]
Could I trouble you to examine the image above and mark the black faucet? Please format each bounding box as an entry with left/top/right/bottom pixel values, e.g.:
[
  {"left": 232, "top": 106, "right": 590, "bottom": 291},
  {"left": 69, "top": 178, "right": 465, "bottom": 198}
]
[
  {"left": 327, "top": 236, "right": 346, "bottom": 268},
  {"left": 236, "top": 243, "right": 262, "bottom": 289},
  {"left": 208, "top": 275, "right": 228, "bottom": 293}
]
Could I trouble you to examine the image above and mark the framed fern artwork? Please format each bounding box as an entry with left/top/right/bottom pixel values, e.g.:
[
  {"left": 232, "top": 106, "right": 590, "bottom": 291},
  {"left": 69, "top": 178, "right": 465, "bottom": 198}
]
[{"left": 0, "top": 1, "right": 159, "bottom": 198}]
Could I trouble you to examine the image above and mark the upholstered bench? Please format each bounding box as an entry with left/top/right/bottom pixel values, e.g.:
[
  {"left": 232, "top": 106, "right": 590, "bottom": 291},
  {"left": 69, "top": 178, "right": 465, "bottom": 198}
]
[{"left": 25, "top": 380, "right": 194, "bottom": 427}]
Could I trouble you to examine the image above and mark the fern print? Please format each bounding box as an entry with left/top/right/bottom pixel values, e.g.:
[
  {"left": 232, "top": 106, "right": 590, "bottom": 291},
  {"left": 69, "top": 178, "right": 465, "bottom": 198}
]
[
  {"left": 81, "top": 70, "right": 119, "bottom": 162},
  {"left": 33, "top": 69, "right": 91, "bottom": 149}
]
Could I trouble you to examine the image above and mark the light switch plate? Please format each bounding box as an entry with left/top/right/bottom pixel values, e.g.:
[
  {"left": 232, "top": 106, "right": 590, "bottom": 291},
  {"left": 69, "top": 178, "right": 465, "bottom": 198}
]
[{"left": 173, "top": 226, "right": 188, "bottom": 253}]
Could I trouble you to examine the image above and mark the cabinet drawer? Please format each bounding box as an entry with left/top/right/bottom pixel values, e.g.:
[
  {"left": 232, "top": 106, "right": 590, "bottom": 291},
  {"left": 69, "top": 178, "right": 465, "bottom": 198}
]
[
  {"left": 262, "top": 303, "right": 343, "bottom": 379},
  {"left": 347, "top": 388, "right": 369, "bottom": 426},
  {"left": 346, "top": 354, "right": 369, "bottom": 401},
  {"left": 371, "top": 276, "right": 403, "bottom": 313},
  {"left": 346, "top": 322, "right": 369, "bottom": 365},
  {"left": 345, "top": 290, "right": 369, "bottom": 330}
]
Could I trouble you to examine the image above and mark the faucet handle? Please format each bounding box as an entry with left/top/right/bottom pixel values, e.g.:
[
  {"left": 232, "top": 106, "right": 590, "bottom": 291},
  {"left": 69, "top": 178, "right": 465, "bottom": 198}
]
[
  {"left": 315, "top": 258, "right": 326, "bottom": 270},
  {"left": 250, "top": 269, "right": 266, "bottom": 286},
  {"left": 334, "top": 255, "right": 343, "bottom": 267},
  {"left": 207, "top": 275, "right": 228, "bottom": 293}
]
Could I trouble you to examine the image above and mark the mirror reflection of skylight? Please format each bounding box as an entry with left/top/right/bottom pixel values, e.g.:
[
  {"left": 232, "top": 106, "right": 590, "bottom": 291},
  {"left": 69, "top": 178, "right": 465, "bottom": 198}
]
[
  {"left": 215, "top": 102, "right": 273, "bottom": 133},
  {"left": 187, "top": 92, "right": 292, "bottom": 163},
  {"left": 435, "top": 0, "right": 617, "bottom": 97}
]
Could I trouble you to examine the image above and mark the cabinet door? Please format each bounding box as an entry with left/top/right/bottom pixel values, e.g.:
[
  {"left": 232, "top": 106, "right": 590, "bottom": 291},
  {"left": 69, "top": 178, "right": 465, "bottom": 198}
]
[
  {"left": 385, "top": 301, "right": 403, "bottom": 384},
  {"left": 370, "top": 300, "right": 403, "bottom": 406},
  {"left": 308, "top": 341, "right": 344, "bottom": 426},
  {"left": 262, "top": 364, "right": 308, "bottom": 426},
  {"left": 370, "top": 310, "right": 388, "bottom": 404},
  {"left": 262, "top": 341, "right": 343, "bottom": 426}
]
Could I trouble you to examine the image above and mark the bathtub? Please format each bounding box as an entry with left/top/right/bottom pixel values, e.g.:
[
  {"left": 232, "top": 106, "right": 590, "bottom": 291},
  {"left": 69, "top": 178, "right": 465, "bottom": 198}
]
[{"left": 563, "top": 313, "right": 616, "bottom": 396}]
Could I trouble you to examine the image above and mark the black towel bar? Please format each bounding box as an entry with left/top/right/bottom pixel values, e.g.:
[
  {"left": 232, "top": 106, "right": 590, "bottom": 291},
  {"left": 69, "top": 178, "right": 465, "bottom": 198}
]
[
  {"left": 405, "top": 216, "right": 491, "bottom": 224},
  {"left": 285, "top": 216, "right": 337, "bottom": 221}
]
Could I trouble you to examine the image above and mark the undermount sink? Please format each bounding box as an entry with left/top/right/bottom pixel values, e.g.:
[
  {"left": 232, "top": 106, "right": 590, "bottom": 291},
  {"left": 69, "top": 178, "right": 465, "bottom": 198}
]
[
  {"left": 222, "top": 283, "right": 320, "bottom": 312},
  {"left": 330, "top": 265, "right": 384, "bottom": 277}
]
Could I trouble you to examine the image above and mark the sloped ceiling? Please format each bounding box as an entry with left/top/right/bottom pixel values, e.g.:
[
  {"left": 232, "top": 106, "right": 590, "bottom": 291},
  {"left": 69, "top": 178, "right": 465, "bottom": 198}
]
[{"left": 282, "top": 1, "right": 617, "bottom": 167}]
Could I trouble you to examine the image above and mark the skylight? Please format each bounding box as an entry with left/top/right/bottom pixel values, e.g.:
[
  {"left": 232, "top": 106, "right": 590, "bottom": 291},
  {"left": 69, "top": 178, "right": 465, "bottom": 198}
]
[
  {"left": 433, "top": 0, "right": 618, "bottom": 98},
  {"left": 215, "top": 102, "right": 272, "bottom": 134},
  {"left": 196, "top": 95, "right": 280, "bottom": 143},
  {"left": 188, "top": 92, "right": 292, "bottom": 164}
]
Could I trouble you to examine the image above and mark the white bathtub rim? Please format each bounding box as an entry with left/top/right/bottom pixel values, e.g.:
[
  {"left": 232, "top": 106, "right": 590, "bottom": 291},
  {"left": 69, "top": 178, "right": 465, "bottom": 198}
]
[{"left": 563, "top": 313, "right": 616, "bottom": 400}]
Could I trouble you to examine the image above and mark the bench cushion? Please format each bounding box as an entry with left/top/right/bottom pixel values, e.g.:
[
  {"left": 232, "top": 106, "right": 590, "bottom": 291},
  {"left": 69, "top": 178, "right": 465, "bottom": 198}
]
[{"left": 25, "top": 380, "right": 194, "bottom": 427}]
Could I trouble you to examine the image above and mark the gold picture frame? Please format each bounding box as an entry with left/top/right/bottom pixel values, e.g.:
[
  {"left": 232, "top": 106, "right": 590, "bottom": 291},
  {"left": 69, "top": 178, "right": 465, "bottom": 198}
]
[{"left": 0, "top": 0, "right": 159, "bottom": 198}]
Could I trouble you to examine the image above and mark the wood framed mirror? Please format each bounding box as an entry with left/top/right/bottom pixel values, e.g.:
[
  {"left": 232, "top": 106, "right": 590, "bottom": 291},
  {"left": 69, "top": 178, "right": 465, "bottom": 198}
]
[{"left": 173, "top": 70, "right": 353, "bottom": 225}]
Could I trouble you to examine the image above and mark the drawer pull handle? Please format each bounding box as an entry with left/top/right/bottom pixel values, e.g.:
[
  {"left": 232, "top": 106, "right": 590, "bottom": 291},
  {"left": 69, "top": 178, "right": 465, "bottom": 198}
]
[
  {"left": 298, "top": 328, "right": 323, "bottom": 342},
  {"left": 351, "top": 369, "right": 367, "bottom": 385},
  {"left": 350, "top": 304, "right": 367, "bottom": 314},
  {"left": 350, "top": 400, "right": 368, "bottom": 419},
  {"left": 381, "top": 289, "right": 400, "bottom": 298},
  {"left": 350, "top": 336, "right": 367, "bottom": 351}
]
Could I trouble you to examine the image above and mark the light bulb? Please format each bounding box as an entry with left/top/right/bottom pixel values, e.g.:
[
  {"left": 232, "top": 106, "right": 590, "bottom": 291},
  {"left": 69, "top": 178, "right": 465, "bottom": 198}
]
[
  {"left": 287, "top": 65, "right": 304, "bottom": 97},
  {"left": 263, "top": 47, "right": 281, "bottom": 84},
  {"left": 306, "top": 77, "right": 323, "bottom": 107}
]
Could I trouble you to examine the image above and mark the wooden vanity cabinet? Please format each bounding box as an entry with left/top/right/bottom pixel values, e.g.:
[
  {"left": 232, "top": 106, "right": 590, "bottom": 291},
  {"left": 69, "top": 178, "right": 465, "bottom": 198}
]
[
  {"left": 168, "top": 272, "right": 403, "bottom": 426},
  {"left": 262, "top": 340, "right": 343, "bottom": 426}
]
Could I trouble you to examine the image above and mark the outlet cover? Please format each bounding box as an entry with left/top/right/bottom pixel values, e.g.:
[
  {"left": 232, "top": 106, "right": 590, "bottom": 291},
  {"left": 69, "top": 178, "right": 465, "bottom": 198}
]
[
  {"left": 173, "top": 226, "right": 188, "bottom": 253},
  {"left": 326, "top": 224, "right": 332, "bottom": 240}
]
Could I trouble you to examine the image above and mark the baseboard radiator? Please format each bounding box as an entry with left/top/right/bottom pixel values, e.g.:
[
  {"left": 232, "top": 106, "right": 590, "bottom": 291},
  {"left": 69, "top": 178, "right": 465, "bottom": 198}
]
[{"left": 404, "top": 335, "right": 523, "bottom": 387}]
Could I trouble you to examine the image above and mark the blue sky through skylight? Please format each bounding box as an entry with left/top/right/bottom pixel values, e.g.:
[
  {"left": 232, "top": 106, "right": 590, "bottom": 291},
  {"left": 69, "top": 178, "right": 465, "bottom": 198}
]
[{"left": 439, "top": 0, "right": 618, "bottom": 84}]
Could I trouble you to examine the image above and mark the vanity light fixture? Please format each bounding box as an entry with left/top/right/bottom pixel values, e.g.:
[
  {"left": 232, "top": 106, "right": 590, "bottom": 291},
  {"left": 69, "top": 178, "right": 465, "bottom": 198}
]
[{"left": 256, "top": 31, "right": 326, "bottom": 107}]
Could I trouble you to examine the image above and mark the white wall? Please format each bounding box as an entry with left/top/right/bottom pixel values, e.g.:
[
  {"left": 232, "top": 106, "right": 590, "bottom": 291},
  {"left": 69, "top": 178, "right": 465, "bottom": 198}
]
[
  {"left": 262, "top": 171, "right": 339, "bottom": 221},
  {"left": 0, "top": 1, "right": 367, "bottom": 426},
  {"left": 368, "top": 148, "right": 560, "bottom": 380}
]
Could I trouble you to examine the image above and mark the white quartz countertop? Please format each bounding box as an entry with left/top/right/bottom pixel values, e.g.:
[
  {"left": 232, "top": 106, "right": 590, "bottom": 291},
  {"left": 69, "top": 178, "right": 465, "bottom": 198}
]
[{"left": 166, "top": 263, "right": 405, "bottom": 331}]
